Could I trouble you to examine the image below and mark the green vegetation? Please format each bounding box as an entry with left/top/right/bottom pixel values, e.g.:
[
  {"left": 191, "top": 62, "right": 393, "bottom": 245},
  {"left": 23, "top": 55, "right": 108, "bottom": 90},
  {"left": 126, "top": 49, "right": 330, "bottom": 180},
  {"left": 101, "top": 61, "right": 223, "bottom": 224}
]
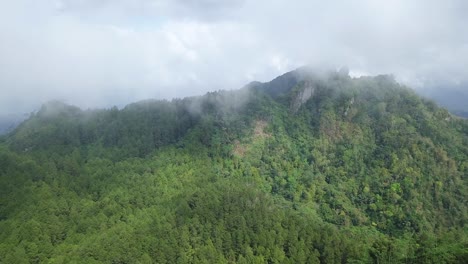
[{"left": 1, "top": 69, "right": 467, "bottom": 263}]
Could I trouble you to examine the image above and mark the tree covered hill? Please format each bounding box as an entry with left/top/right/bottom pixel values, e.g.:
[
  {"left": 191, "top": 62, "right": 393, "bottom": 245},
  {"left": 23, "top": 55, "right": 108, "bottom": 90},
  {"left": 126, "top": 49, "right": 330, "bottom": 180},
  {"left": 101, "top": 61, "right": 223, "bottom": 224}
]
[{"left": 0, "top": 68, "right": 467, "bottom": 263}]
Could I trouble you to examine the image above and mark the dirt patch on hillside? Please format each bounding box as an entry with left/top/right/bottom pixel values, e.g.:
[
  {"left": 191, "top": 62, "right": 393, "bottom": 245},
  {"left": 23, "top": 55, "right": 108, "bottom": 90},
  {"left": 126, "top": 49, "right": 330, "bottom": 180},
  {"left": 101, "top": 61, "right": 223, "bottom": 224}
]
[
  {"left": 233, "top": 120, "right": 270, "bottom": 157},
  {"left": 233, "top": 140, "right": 247, "bottom": 157},
  {"left": 253, "top": 120, "right": 271, "bottom": 138}
]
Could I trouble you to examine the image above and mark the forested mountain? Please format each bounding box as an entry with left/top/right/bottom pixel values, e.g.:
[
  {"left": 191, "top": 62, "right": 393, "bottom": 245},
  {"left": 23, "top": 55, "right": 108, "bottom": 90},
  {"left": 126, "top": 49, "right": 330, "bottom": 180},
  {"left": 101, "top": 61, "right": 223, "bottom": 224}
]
[{"left": 0, "top": 67, "right": 467, "bottom": 263}]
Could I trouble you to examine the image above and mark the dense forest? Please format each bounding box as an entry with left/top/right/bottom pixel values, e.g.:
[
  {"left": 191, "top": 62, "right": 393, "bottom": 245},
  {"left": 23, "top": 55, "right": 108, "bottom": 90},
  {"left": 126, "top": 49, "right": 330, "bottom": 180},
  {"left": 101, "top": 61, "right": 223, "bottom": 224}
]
[{"left": 0, "top": 68, "right": 467, "bottom": 263}]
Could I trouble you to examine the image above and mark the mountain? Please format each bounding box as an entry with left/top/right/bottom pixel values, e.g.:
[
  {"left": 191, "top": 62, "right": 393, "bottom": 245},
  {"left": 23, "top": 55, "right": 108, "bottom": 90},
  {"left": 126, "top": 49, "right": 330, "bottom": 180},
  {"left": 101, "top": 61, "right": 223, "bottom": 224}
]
[
  {"left": 453, "top": 110, "right": 468, "bottom": 118},
  {"left": 0, "top": 114, "right": 25, "bottom": 135},
  {"left": 418, "top": 87, "right": 468, "bottom": 118},
  {"left": 0, "top": 68, "right": 467, "bottom": 263}
]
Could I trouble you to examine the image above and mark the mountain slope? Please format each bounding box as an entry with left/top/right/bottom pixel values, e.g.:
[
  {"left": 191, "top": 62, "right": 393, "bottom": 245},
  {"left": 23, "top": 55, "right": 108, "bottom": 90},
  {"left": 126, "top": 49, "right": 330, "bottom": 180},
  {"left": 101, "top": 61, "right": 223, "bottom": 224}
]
[{"left": 0, "top": 68, "right": 467, "bottom": 263}]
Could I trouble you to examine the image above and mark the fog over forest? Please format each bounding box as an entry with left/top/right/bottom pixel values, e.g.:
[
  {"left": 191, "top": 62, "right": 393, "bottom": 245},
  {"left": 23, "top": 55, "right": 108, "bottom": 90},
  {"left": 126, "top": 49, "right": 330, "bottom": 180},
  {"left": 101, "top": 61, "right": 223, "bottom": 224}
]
[{"left": 1, "top": 0, "right": 468, "bottom": 120}]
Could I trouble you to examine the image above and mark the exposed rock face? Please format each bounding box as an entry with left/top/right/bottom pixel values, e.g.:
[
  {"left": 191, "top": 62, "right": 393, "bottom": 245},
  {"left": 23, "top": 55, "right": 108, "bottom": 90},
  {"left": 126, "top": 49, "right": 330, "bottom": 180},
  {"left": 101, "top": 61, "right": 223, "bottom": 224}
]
[
  {"left": 290, "top": 83, "right": 315, "bottom": 113},
  {"left": 344, "top": 97, "right": 355, "bottom": 117}
]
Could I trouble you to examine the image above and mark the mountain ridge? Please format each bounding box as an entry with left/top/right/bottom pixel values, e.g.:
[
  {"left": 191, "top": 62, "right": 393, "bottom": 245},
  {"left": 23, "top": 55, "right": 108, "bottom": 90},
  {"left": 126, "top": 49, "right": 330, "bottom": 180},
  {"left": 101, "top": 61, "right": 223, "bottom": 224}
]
[{"left": 0, "top": 68, "right": 467, "bottom": 263}]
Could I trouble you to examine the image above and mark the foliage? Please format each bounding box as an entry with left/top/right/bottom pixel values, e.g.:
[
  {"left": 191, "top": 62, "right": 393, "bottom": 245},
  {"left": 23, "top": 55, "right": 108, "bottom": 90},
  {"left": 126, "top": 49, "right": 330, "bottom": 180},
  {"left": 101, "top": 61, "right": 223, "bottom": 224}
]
[{"left": 0, "top": 70, "right": 467, "bottom": 263}]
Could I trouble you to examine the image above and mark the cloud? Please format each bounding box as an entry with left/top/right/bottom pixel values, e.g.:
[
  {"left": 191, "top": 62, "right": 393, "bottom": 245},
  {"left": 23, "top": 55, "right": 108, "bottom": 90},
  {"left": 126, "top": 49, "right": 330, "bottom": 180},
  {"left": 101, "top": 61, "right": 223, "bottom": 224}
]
[{"left": 0, "top": 0, "right": 467, "bottom": 114}]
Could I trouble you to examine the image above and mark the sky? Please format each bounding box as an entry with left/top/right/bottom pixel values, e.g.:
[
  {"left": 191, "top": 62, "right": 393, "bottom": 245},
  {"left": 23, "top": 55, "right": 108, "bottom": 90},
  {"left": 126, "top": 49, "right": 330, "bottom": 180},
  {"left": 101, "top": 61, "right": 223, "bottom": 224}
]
[{"left": 1, "top": 0, "right": 468, "bottom": 115}]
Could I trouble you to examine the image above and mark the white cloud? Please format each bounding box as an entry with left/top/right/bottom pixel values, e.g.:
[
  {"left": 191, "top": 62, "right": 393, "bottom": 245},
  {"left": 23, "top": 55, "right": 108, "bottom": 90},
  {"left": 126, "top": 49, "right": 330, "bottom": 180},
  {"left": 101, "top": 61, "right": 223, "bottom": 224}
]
[{"left": 0, "top": 0, "right": 467, "bottom": 114}]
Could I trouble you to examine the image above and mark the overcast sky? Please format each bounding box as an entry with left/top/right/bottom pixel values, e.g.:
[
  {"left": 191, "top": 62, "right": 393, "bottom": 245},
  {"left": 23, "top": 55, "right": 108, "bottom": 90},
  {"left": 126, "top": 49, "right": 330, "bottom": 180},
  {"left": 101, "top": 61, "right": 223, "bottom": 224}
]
[{"left": 1, "top": 0, "right": 467, "bottom": 115}]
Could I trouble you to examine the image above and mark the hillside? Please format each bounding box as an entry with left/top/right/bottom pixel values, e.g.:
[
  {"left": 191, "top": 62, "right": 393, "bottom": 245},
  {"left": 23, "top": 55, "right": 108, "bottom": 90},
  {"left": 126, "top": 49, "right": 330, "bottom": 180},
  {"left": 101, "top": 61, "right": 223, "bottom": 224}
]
[{"left": 0, "top": 68, "right": 467, "bottom": 263}]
